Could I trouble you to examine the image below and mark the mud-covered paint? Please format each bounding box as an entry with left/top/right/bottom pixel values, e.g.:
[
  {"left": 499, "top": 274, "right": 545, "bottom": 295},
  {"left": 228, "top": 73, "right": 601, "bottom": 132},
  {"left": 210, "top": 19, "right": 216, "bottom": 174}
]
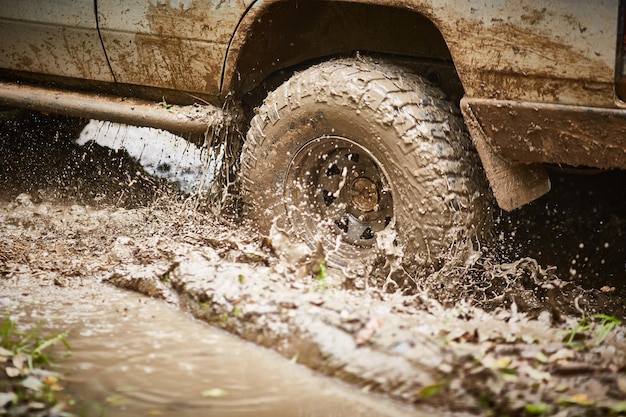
[
  {"left": 226, "top": 0, "right": 617, "bottom": 106},
  {"left": 97, "top": 0, "right": 252, "bottom": 95},
  {"left": 435, "top": 0, "right": 618, "bottom": 107},
  {"left": 0, "top": 1, "right": 113, "bottom": 81},
  {"left": 0, "top": 0, "right": 620, "bottom": 106},
  {"left": 2, "top": 0, "right": 619, "bottom": 107},
  {"left": 222, "top": 1, "right": 452, "bottom": 97},
  {"left": 466, "top": 98, "right": 626, "bottom": 169}
]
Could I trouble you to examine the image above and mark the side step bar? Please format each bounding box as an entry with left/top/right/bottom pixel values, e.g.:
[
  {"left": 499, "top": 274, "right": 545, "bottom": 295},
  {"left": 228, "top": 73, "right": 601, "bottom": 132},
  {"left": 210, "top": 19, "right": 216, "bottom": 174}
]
[{"left": 0, "top": 81, "right": 227, "bottom": 136}]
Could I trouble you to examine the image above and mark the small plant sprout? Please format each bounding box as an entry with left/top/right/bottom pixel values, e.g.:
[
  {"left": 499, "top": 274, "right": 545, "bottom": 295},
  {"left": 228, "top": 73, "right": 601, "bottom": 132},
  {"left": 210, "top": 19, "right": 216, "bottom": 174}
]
[
  {"left": 0, "top": 315, "right": 72, "bottom": 415},
  {"left": 1, "top": 316, "right": 70, "bottom": 368},
  {"left": 159, "top": 98, "right": 173, "bottom": 110},
  {"left": 315, "top": 260, "right": 328, "bottom": 290},
  {"left": 566, "top": 314, "right": 622, "bottom": 348},
  {"left": 593, "top": 314, "right": 621, "bottom": 344},
  {"left": 316, "top": 260, "right": 327, "bottom": 281},
  {"left": 565, "top": 317, "right": 593, "bottom": 347}
]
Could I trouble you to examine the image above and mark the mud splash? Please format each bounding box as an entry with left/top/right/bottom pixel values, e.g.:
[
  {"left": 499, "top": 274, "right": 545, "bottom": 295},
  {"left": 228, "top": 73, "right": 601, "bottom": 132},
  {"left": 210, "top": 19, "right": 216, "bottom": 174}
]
[
  {"left": 77, "top": 120, "right": 221, "bottom": 193},
  {"left": 1, "top": 111, "right": 626, "bottom": 416}
]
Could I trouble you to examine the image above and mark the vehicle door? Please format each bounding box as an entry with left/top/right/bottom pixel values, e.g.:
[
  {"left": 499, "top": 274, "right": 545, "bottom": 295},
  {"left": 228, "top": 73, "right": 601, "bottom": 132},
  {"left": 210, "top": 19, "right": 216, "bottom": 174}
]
[
  {"left": 96, "top": 0, "right": 253, "bottom": 97},
  {"left": 0, "top": 1, "right": 113, "bottom": 82}
]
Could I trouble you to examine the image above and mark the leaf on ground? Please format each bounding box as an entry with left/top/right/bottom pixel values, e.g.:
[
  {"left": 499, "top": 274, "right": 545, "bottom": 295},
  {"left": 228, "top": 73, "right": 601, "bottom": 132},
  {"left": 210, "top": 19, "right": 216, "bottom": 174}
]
[
  {"left": 42, "top": 375, "right": 58, "bottom": 385},
  {"left": 0, "top": 392, "right": 17, "bottom": 408},
  {"left": 201, "top": 388, "right": 227, "bottom": 398},
  {"left": 611, "top": 401, "right": 626, "bottom": 413},
  {"left": 525, "top": 366, "right": 551, "bottom": 382},
  {"left": 5, "top": 367, "right": 20, "bottom": 378},
  {"left": 535, "top": 351, "right": 549, "bottom": 363},
  {"left": 501, "top": 371, "right": 518, "bottom": 383},
  {"left": 495, "top": 357, "right": 512, "bottom": 369},
  {"left": 418, "top": 383, "right": 445, "bottom": 399},
  {"left": 42, "top": 375, "right": 64, "bottom": 391},
  {"left": 548, "top": 348, "right": 575, "bottom": 363},
  {"left": 21, "top": 376, "right": 43, "bottom": 391},
  {"left": 12, "top": 352, "right": 28, "bottom": 370},
  {"left": 558, "top": 393, "right": 594, "bottom": 407},
  {"left": 554, "top": 384, "right": 569, "bottom": 393},
  {"left": 525, "top": 402, "right": 549, "bottom": 415},
  {"left": 27, "top": 401, "right": 46, "bottom": 409}
]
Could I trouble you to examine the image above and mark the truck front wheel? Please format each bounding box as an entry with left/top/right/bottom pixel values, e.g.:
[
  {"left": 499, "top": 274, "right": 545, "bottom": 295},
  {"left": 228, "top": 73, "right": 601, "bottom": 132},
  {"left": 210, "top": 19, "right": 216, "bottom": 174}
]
[{"left": 240, "top": 58, "right": 490, "bottom": 283}]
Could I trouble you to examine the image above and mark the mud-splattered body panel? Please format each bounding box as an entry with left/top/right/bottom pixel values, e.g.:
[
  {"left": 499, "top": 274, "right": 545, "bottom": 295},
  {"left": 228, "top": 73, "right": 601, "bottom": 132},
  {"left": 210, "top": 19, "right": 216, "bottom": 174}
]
[
  {"left": 430, "top": 0, "right": 618, "bottom": 107},
  {"left": 96, "top": 0, "right": 253, "bottom": 96},
  {"left": 1, "top": 0, "right": 617, "bottom": 104},
  {"left": 0, "top": 1, "right": 113, "bottom": 82}
]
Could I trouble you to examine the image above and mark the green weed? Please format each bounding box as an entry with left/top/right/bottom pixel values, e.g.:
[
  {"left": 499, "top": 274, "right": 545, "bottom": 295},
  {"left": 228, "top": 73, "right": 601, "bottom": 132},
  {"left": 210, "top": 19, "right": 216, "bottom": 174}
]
[
  {"left": 158, "top": 98, "right": 173, "bottom": 110},
  {"left": 0, "top": 316, "right": 70, "bottom": 368},
  {"left": 566, "top": 314, "right": 622, "bottom": 348},
  {"left": 314, "top": 260, "right": 328, "bottom": 291},
  {"left": 316, "top": 260, "right": 327, "bottom": 281},
  {"left": 593, "top": 314, "right": 621, "bottom": 344},
  {"left": 0, "top": 315, "right": 72, "bottom": 416}
]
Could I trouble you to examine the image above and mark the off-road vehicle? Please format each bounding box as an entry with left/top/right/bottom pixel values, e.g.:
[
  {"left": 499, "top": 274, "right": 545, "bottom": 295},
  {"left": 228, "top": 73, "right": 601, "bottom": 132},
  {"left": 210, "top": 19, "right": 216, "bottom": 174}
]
[{"left": 1, "top": 1, "right": 624, "bottom": 277}]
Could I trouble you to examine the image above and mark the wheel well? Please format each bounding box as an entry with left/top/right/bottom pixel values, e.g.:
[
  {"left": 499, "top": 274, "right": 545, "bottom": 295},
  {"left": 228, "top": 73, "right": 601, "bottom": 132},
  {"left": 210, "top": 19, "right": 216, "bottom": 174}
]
[{"left": 226, "top": 1, "right": 461, "bottom": 105}]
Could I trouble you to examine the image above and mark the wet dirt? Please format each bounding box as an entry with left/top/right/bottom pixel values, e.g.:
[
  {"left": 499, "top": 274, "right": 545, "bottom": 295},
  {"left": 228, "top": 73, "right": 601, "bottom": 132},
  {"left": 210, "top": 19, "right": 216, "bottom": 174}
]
[
  {"left": 3, "top": 279, "right": 416, "bottom": 417},
  {"left": 1, "top": 111, "right": 626, "bottom": 416}
]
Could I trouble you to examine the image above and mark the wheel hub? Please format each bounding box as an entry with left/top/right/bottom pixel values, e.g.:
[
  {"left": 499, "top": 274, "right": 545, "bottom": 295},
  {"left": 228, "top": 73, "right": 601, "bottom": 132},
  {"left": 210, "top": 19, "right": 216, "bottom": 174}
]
[
  {"left": 286, "top": 135, "right": 394, "bottom": 254},
  {"left": 350, "top": 177, "right": 379, "bottom": 212}
]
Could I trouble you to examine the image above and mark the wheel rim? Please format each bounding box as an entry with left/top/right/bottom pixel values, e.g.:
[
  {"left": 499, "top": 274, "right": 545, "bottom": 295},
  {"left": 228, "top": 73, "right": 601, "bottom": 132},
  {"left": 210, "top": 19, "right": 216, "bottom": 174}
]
[{"left": 285, "top": 135, "right": 394, "bottom": 263}]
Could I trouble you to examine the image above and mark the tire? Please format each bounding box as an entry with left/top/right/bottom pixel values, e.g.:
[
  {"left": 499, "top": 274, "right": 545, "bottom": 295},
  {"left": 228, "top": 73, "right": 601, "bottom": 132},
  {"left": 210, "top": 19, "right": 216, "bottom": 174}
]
[{"left": 240, "top": 57, "right": 490, "bottom": 281}]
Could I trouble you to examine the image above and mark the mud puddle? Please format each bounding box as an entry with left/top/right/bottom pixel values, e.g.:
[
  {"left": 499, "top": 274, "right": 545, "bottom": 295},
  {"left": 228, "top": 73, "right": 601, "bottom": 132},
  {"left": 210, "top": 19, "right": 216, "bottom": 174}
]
[{"left": 2, "top": 280, "right": 415, "bottom": 417}]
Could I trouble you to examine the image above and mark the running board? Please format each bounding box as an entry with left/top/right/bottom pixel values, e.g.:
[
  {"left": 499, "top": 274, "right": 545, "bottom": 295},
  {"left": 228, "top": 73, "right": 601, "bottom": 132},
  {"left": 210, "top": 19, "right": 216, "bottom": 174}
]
[{"left": 0, "top": 81, "right": 227, "bottom": 137}]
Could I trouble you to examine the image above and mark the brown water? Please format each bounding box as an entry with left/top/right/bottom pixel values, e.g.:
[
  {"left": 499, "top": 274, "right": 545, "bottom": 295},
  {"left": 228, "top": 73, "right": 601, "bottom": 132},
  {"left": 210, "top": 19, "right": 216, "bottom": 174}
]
[{"left": 1, "top": 278, "right": 419, "bottom": 417}]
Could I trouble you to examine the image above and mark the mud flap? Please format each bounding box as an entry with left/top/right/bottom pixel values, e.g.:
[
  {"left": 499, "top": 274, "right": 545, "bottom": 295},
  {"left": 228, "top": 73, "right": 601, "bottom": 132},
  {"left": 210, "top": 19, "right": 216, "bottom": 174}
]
[{"left": 460, "top": 98, "right": 550, "bottom": 211}]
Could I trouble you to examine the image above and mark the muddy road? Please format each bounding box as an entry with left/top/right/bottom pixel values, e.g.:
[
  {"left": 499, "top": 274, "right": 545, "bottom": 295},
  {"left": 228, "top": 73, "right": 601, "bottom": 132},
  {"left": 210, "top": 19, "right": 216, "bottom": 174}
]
[{"left": 1, "top": 111, "right": 626, "bottom": 416}]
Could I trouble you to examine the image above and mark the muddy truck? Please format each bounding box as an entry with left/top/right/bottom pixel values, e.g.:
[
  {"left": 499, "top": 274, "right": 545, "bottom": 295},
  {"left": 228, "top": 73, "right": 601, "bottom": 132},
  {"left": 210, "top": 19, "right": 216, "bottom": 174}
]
[{"left": 1, "top": 1, "right": 624, "bottom": 280}]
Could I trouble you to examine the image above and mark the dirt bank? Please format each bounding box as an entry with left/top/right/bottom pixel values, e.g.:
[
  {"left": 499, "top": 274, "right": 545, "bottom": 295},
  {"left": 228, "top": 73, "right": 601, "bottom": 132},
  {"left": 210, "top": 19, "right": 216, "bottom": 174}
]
[{"left": 1, "top": 111, "right": 626, "bottom": 416}]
